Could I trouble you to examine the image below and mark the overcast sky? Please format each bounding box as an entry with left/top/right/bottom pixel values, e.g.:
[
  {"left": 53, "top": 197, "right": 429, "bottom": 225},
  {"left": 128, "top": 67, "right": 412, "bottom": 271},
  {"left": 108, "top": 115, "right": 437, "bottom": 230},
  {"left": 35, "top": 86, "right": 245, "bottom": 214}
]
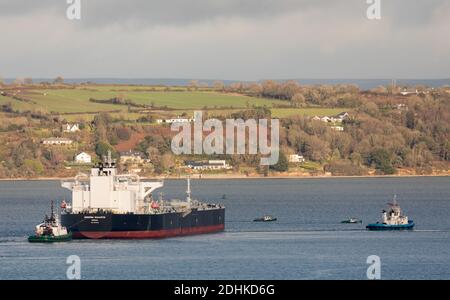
[{"left": 0, "top": 0, "right": 449, "bottom": 80}]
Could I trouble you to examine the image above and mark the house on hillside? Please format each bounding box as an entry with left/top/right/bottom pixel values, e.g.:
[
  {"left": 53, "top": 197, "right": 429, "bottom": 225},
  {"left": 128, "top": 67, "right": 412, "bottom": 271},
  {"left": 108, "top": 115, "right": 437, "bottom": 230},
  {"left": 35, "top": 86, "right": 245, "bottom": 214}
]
[
  {"left": 42, "top": 138, "right": 73, "bottom": 145},
  {"left": 313, "top": 112, "right": 349, "bottom": 124},
  {"left": 185, "top": 160, "right": 232, "bottom": 171},
  {"left": 119, "top": 150, "right": 146, "bottom": 164},
  {"left": 74, "top": 152, "right": 92, "bottom": 164},
  {"left": 156, "top": 116, "right": 195, "bottom": 124},
  {"left": 289, "top": 154, "right": 305, "bottom": 163},
  {"left": 62, "top": 123, "right": 80, "bottom": 133},
  {"left": 331, "top": 126, "right": 344, "bottom": 132},
  {"left": 400, "top": 88, "right": 418, "bottom": 96}
]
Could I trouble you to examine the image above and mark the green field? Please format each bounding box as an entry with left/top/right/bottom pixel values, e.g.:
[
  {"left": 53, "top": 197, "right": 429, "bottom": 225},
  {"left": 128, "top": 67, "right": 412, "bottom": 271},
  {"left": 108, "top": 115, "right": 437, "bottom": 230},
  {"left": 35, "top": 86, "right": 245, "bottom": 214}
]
[
  {"left": 271, "top": 108, "right": 346, "bottom": 118},
  {"left": 2, "top": 87, "right": 280, "bottom": 113},
  {"left": 0, "top": 85, "right": 347, "bottom": 121}
]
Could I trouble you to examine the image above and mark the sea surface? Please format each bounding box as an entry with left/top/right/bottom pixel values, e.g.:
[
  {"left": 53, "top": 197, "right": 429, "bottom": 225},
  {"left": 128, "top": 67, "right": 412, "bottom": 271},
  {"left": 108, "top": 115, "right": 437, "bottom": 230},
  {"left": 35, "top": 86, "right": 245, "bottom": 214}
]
[{"left": 0, "top": 177, "right": 449, "bottom": 280}]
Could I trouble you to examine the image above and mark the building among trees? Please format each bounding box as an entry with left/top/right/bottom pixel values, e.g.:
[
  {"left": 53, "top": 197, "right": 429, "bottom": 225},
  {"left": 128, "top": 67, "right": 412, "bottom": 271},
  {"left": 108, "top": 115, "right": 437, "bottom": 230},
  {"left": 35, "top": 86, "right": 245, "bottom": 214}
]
[
  {"left": 42, "top": 138, "right": 73, "bottom": 145},
  {"left": 74, "top": 152, "right": 92, "bottom": 164}
]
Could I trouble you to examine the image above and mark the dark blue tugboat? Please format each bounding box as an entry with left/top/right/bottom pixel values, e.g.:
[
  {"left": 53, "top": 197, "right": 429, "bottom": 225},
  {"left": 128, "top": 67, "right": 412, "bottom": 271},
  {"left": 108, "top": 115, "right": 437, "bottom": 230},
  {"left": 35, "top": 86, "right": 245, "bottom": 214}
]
[{"left": 366, "top": 196, "right": 414, "bottom": 231}]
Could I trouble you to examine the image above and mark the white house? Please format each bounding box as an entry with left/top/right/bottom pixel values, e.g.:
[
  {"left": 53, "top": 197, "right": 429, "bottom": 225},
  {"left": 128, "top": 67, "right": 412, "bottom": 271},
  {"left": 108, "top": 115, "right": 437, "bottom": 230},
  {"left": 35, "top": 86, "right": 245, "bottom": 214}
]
[
  {"left": 185, "top": 160, "right": 232, "bottom": 170},
  {"left": 331, "top": 126, "right": 344, "bottom": 132},
  {"left": 156, "top": 117, "right": 195, "bottom": 124},
  {"left": 62, "top": 123, "right": 80, "bottom": 133},
  {"left": 119, "top": 150, "right": 146, "bottom": 164},
  {"left": 75, "top": 152, "right": 92, "bottom": 164},
  {"left": 289, "top": 154, "right": 305, "bottom": 163},
  {"left": 400, "top": 89, "right": 418, "bottom": 96},
  {"left": 320, "top": 116, "right": 331, "bottom": 123},
  {"left": 312, "top": 112, "right": 349, "bottom": 124},
  {"left": 42, "top": 138, "right": 73, "bottom": 145}
]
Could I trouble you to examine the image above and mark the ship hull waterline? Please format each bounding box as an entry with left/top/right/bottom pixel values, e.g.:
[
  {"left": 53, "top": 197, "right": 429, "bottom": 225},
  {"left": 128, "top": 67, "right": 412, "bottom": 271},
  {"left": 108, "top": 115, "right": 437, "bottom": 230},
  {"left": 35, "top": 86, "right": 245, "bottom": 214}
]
[
  {"left": 61, "top": 208, "right": 225, "bottom": 239},
  {"left": 366, "top": 220, "right": 415, "bottom": 231}
]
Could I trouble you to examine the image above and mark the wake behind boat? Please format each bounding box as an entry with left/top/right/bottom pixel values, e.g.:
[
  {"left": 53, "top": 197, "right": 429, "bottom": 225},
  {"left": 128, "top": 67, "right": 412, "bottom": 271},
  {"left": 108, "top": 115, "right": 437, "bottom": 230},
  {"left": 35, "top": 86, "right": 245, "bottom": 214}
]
[{"left": 366, "top": 196, "right": 414, "bottom": 231}]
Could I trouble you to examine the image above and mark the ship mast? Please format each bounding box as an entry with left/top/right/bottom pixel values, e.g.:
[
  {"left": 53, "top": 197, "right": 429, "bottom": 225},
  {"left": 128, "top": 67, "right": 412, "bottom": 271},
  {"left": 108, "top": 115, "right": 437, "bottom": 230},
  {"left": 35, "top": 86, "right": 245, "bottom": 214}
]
[{"left": 186, "top": 176, "right": 191, "bottom": 203}]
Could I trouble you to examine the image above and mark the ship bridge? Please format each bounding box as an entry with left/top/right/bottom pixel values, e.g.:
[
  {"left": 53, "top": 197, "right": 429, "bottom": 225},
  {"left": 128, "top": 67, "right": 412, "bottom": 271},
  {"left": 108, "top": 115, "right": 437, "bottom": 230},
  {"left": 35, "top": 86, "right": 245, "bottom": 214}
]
[{"left": 62, "top": 152, "right": 164, "bottom": 214}]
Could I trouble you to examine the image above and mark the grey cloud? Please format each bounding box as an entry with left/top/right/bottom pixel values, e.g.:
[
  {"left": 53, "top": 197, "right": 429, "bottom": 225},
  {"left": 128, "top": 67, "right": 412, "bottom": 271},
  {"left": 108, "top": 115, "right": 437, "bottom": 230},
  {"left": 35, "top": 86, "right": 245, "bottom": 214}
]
[
  {"left": 0, "top": 0, "right": 449, "bottom": 79},
  {"left": 1, "top": 0, "right": 444, "bottom": 27}
]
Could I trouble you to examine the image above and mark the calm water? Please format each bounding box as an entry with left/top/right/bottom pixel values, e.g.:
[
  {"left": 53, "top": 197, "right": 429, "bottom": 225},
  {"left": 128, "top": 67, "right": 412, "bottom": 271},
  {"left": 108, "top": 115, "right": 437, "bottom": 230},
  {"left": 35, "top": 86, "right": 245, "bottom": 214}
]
[{"left": 0, "top": 177, "right": 449, "bottom": 280}]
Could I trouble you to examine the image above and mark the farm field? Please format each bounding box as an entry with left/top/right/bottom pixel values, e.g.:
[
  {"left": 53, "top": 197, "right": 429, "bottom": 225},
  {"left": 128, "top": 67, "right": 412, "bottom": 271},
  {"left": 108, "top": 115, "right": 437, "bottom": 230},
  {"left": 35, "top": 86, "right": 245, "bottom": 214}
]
[
  {"left": 0, "top": 85, "right": 348, "bottom": 120},
  {"left": 1, "top": 87, "right": 280, "bottom": 113},
  {"left": 271, "top": 108, "right": 347, "bottom": 118}
]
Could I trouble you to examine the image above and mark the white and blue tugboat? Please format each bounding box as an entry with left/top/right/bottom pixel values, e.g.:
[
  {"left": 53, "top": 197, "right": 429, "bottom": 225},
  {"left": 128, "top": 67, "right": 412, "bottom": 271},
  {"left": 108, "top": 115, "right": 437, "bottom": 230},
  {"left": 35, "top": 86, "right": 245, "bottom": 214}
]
[{"left": 366, "top": 196, "right": 414, "bottom": 231}]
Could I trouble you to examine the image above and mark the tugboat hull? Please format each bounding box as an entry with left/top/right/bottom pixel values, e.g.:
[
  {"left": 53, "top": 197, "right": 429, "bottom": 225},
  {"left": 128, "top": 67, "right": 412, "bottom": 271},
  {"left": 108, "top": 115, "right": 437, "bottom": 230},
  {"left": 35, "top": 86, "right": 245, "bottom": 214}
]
[
  {"left": 366, "top": 220, "right": 415, "bottom": 231},
  {"left": 62, "top": 208, "right": 225, "bottom": 239},
  {"left": 28, "top": 233, "right": 72, "bottom": 243}
]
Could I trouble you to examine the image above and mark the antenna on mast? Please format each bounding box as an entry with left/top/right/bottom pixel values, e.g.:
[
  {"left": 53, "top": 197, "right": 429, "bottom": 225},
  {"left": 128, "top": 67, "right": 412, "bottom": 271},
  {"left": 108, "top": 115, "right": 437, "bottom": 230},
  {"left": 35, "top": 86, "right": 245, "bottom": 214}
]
[
  {"left": 107, "top": 150, "right": 112, "bottom": 165},
  {"left": 186, "top": 176, "right": 191, "bottom": 203}
]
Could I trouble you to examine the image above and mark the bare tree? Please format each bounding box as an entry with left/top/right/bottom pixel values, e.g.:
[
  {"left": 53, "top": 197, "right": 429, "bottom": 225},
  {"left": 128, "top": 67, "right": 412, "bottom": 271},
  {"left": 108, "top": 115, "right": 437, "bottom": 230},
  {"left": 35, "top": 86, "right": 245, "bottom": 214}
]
[
  {"left": 53, "top": 76, "right": 64, "bottom": 84},
  {"left": 24, "top": 77, "right": 33, "bottom": 85},
  {"left": 213, "top": 81, "right": 224, "bottom": 91}
]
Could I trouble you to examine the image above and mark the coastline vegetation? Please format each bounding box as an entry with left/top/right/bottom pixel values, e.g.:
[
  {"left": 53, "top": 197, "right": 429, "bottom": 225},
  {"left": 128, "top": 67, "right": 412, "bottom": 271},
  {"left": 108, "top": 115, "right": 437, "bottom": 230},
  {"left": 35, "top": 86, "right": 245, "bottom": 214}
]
[{"left": 0, "top": 79, "right": 449, "bottom": 179}]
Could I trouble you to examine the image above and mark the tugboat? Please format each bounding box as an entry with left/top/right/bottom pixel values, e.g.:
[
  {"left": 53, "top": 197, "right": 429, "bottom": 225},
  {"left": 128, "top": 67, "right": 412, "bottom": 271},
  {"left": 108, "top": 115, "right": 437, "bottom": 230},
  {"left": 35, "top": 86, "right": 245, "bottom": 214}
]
[
  {"left": 253, "top": 215, "right": 277, "bottom": 222},
  {"left": 28, "top": 201, "right": 72, "bottom": 243},
  {"left": 341, "top": 218, "right": 362, "bottom": 224},
  {"left": 366, "top": 196, "right": 414, "bottom": 231}
]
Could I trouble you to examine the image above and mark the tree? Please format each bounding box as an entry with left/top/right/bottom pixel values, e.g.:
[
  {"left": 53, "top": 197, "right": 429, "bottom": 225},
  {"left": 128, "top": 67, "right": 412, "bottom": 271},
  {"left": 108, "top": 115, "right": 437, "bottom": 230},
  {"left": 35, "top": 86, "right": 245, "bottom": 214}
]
[
  {"left": 369, "top": 148, "right": 396, "bottom": 174},
  {"left": 95, "top": 142, "right": 116, "bottom": 159},
  {"left": 53, "top": 76, "right": 64, "bottom": 84},
  {"left": 213, "top": 81, "right": 224, "bottom": 91},
  {"left": 116, "top": 126, "right": 131, "bottom": 141},
  {"left": 291, "top": 93, "right": 306, "bottom": 107},
  {"left": 405, "top": 111, "right": 416, "bottom": 129},
  {"left": 24, "top": 77, "right": 33, "bottom": 85},
  {"left": 13, "top": 78, "right": 25, "bottom": 85},
  {"left": 189, "top": 80, "right": 199, "bottom": 91},
  {"left": 361, "top": 101, "right": 379, "bottom": 117},
  {"left": 23, "top": 159, "right": 44, "bottom": 175},
  {"left": 270, "top": 152, "right": 289, "bottom": 172}
]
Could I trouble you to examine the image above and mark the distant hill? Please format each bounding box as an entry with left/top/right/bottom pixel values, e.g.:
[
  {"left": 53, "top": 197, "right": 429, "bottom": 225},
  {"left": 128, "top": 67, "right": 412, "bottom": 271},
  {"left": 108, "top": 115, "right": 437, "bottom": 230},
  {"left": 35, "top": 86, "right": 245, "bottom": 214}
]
[{"left": 3, "top": 78, "right": 450, "bottom": 90}]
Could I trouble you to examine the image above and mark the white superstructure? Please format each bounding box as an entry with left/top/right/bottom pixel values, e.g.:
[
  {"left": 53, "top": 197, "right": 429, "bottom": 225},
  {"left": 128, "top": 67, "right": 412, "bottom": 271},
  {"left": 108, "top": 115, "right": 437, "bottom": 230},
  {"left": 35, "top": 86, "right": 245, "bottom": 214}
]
[
  {"left": 381, "top": 197, "right": 409, "bottom": 225},
  {"left": 62, "top": 152, "right": 163, "bottom": 214}
]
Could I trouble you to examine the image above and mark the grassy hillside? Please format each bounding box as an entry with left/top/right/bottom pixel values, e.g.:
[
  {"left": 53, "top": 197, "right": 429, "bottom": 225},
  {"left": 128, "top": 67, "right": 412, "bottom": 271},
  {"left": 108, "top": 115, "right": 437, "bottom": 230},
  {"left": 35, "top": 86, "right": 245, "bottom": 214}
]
[{"left": 2, "top": 87, "right": 280, "bottom": 113}]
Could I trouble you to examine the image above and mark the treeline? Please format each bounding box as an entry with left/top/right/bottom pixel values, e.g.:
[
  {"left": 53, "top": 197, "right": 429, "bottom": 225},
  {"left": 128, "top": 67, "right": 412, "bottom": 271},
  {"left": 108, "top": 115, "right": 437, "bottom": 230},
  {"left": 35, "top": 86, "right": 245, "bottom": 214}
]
[
  {"left": 89, "top": 97, "right": 148, "bottom": 108},
  {"left": 280, "top": 94, "right": 450, "bottom": 175},
  {"left": 219, "top": 80, "right": 449, "bottom": 109},
  {"left": 220, "top": 80, "right": 362, "bottom": 108}
]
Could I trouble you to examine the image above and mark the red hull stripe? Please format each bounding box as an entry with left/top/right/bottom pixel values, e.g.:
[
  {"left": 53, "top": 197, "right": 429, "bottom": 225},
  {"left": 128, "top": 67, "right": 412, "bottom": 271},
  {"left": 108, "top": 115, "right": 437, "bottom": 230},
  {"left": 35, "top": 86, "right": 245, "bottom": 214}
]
[{"left": 72, "top": 224, "right": 225, "bottom": 239}]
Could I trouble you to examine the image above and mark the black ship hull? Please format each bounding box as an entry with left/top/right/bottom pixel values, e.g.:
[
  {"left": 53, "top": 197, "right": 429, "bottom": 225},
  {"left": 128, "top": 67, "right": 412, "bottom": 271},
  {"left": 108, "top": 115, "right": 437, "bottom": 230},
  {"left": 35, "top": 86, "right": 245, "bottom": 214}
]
[{"left": 61, "top": 208, "right": 225, "bottom": 239}]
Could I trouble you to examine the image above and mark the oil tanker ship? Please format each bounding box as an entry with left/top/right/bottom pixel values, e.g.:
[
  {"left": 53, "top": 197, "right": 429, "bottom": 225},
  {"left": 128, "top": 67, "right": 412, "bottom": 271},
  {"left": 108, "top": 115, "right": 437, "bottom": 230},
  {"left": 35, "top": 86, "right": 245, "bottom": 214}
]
[{"left": 60, "top": 153, "right": 225, "bottom": 239}]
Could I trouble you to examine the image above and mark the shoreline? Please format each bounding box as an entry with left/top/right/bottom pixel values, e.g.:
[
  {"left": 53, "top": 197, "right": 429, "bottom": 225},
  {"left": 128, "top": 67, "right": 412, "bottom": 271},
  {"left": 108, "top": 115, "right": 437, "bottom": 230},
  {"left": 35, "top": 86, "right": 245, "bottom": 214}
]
[{"left": 1, "top": 173, "right": 449, "bottom": 181}]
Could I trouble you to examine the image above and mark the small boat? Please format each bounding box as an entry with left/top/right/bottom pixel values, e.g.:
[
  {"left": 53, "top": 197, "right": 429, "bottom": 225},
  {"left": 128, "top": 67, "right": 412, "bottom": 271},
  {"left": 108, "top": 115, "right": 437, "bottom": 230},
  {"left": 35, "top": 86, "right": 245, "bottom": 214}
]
[
  {"left": 341, "top": 218, "right": 362, "bottom": 224},
  {"left": 28, "top": 201, "right": 72, "bottom": 243},
  {"left": 253, "top": 215, "right": 277, "bottom": 222},
  {"left": 366, "top": 196, "right": 415, "bottom": 231}
]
